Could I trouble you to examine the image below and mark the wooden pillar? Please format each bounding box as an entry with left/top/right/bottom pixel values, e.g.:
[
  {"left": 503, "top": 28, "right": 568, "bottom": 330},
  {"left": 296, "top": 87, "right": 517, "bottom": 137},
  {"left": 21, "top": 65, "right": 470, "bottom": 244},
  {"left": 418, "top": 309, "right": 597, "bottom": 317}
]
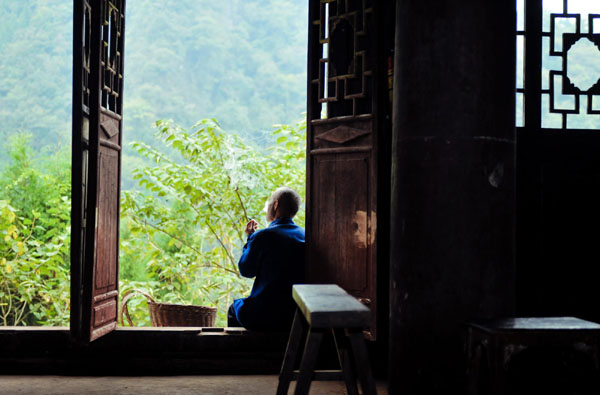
[{"left": 389, "top": 1, "right": 516, "bottom": 393}]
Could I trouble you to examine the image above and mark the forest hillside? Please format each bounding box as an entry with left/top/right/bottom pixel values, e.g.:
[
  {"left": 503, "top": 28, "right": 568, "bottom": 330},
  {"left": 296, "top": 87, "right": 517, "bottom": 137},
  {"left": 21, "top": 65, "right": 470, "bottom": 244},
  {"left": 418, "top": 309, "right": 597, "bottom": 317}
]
[{"left": 0, "top": 0, "right": 308, "bottom": 187}]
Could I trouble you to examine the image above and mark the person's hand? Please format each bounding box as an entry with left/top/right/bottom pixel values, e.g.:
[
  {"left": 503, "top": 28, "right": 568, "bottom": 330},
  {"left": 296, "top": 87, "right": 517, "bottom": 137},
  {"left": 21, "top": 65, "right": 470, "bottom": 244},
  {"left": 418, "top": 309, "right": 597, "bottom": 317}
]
[{"left": 245, "top": 219, "right": 258, "bottom": 236}]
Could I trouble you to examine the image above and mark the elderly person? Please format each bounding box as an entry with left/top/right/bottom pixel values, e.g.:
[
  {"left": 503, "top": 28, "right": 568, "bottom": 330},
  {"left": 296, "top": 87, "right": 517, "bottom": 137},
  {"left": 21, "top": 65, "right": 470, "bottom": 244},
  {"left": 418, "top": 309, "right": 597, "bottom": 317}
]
[{"left": 228, "top": 187, "right": 305, "bottom": 331}]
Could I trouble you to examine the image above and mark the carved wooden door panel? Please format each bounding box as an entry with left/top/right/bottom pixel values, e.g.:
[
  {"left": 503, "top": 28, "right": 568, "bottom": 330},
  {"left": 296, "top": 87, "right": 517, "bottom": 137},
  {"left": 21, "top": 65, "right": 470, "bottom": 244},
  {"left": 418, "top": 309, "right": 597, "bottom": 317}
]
[
  {"left": 72, "top": 0, "right": 125, "bottom": 342},
  {"left": 306, "top": 0, "right": 382, "bottom": 338}
]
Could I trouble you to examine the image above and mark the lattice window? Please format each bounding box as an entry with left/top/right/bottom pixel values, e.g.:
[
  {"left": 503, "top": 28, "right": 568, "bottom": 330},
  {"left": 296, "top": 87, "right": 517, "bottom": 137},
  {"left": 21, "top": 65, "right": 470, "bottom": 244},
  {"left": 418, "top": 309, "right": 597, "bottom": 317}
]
[
  {"left": 516, "top": 0, "right": 525, "bottom": 127},
  {"left": 542, "top": 1, "right": 600, "bottom": 129},
  {"left": 101, "top": 0, "right": 124, "bottom": 115},
  {"left": 520, "top": 0, "right": 600, "bottom": 129},
  {"left": 311, "top": 0, "right": 374, "bottom": 119},
  {"left": 82, "top": 0, "right": 92, "bottom": 113}
]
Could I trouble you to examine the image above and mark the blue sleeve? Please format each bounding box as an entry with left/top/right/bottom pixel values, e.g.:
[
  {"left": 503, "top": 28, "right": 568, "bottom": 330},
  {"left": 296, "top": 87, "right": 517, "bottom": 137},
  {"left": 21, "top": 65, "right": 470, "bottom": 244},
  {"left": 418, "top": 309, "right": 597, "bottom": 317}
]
[{"left": 238, "top": 231, "right": 263, "bottom": 278}]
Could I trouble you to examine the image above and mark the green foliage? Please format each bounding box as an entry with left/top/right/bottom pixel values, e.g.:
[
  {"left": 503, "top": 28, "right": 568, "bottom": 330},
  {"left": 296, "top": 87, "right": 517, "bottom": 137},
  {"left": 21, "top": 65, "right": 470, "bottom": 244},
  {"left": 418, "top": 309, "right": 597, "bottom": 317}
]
[
  {"left": 120, "top": 118, "right": 306, "bottom": 326},
  {"left": 0, "top": 117, "right": 305, "bottom": 327},
  {"left": 118, "top": 280, "right": 160, "bottom": 326},
  {"left": 0, "top": 136, "right": 71, "bottom": 326},
  {"left": 0, "top": 1, "right": 308, "bottom": 191}
]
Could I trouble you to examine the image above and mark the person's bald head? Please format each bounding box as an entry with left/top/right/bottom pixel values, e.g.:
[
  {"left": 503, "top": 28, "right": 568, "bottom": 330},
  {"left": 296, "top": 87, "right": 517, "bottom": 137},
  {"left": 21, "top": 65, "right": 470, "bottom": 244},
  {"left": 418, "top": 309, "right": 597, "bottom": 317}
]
[{"left": 266, "top": 187, "right": 301, "bottom": 222}]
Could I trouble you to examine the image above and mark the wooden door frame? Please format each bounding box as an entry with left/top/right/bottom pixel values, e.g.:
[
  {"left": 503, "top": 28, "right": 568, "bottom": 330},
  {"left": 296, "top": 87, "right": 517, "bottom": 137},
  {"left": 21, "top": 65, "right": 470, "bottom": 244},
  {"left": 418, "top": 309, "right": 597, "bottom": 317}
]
[{"left": 1, "top": 2, "right": 392, "bottom": 373}]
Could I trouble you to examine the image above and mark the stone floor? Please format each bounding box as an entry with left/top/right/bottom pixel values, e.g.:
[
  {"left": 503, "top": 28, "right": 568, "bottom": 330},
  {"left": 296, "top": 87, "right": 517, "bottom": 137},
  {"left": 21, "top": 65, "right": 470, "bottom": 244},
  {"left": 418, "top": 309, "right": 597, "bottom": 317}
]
[{"left": 0, "top": 375, "right": 387, "bottom": 394}]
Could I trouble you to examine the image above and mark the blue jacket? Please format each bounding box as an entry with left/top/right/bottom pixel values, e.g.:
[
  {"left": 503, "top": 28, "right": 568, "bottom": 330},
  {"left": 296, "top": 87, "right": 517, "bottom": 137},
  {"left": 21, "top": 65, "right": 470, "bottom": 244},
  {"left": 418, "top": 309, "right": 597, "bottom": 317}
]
[{"left": 232, "top": 217, "right": 305, "bottom": 330}]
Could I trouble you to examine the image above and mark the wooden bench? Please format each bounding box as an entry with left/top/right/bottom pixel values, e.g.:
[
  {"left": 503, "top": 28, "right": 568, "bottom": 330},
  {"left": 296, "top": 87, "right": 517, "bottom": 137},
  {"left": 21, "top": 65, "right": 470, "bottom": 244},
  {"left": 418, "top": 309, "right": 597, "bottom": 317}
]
[{"left": 277, "top": 284, "right": 377, "bottom": 395}]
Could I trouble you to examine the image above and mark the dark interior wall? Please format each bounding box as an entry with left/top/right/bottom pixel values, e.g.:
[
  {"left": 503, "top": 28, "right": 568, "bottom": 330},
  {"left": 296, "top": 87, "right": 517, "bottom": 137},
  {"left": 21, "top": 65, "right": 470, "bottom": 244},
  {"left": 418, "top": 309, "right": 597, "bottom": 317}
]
[
  {"left": 517, "top": 133, "right": 600, "bottom": 323},
  {"left": 389, "top": 1, "right": 516, "bottom": 393}
]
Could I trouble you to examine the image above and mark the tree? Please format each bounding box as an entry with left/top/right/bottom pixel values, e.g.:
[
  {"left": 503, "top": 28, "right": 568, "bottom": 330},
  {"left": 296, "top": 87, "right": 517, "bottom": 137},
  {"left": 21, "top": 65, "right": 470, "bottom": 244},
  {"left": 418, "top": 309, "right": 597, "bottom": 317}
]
[
  {"left": 120, "top": 117, "right": 306, "bottom": 326},
  {"left": 0, "top": 135, "right": 71, "bottom": 326}
]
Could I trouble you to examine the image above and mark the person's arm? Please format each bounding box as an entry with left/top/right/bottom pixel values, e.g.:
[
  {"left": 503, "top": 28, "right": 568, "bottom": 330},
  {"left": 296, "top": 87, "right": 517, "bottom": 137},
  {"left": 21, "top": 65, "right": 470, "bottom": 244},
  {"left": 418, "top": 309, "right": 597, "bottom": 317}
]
[{"left": 238, "top": 231, "right": 262, "bottom": 278}]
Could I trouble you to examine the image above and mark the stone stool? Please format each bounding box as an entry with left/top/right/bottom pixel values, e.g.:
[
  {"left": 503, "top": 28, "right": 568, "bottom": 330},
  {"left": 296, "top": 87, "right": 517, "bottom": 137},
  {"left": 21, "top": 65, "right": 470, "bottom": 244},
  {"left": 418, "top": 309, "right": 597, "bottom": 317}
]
[{"left": 277, "top": 284, "right": 377, "bottom": 395}]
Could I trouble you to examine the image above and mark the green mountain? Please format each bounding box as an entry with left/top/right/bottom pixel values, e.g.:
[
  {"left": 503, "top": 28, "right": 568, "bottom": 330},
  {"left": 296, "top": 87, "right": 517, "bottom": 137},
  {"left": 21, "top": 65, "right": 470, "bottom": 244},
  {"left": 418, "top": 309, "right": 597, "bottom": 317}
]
[
  {"left": 0, "top": 1, "right": 308, "bottom": 187},
  {"left": 0, "top": 2, "right": 72, "bottom": 153}
]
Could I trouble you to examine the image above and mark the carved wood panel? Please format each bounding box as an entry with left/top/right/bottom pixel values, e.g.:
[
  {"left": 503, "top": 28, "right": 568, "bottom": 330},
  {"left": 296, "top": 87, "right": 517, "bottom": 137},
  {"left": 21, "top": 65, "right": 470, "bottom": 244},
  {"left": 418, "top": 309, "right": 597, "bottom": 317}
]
[
  {"left": 306, "top": 0, "right": 381, "bottom": 338},
  {"left": 311, "top": 152, "right": 370, "bottom": 292},
  {"left": 95, "top": 148, "right": 119, "bottom": 290},
  {"left": 72, "top": 0, "right": 125, "bottom": 343},
  {"left": 307, "top": 115, "right": 377, "bottom": 337}
]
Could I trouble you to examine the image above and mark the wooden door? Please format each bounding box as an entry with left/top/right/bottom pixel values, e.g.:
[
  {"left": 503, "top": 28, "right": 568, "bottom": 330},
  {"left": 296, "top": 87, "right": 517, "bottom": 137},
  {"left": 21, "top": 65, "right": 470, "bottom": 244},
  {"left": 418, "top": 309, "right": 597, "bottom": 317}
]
[
  {"left": 306, "top": 0, "right": 386, "bottom": 338},
  {"left": 71, "top": 0, "right": 125, "bottom": 342},
  {"left": 517, "top": 0, "right": 600, "bottom": 322}
]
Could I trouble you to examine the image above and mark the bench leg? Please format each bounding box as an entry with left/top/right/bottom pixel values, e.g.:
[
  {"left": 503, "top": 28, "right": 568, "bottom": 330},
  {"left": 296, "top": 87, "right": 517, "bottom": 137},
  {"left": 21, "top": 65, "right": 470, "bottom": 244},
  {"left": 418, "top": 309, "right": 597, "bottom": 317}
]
[
  {"left": 347, "top": 329, "right": 377, "bottom": 395},
  {"left": 277, "top": 309, "right": 307, "bottom": 395},
  {"left": 333, "top": 328, "right": 359, "bottom": 395},
  {"left": 294, "top": 328, "right": 324, "bottom": 395}
]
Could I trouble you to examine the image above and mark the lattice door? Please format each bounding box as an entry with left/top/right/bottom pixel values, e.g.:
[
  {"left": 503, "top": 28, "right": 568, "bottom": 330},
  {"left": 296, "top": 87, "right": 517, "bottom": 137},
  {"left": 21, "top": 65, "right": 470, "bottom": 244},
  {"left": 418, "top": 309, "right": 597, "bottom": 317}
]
[
  {"left": 306, "top": 0, "right": 381, "bottom": 338},
  {"left": 517, "top": 0, "right": 600, "bottom": 321},
  {"left": 72, "top": 0, "right": 125, "bottom": 342}
]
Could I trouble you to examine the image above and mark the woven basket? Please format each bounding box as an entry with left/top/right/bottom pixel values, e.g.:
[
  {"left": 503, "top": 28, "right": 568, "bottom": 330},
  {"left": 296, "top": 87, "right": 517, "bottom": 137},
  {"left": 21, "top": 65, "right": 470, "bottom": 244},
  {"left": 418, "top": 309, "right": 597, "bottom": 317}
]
[{"left": 120, "top": 290, "right": 217, "bottom": 327}]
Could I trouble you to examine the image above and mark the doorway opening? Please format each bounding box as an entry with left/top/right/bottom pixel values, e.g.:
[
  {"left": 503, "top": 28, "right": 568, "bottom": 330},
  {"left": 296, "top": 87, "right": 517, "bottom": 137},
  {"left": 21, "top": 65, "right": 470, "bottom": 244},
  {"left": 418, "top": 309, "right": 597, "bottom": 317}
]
[
  {"left": 115, "top": 1, "right": 308, "bottom": 328},
  {"left": 0, "top": 2, "right": 72, "bottom": 326},
  {"left": 0, "top": 1, "right": 308, "bottom": 329}
]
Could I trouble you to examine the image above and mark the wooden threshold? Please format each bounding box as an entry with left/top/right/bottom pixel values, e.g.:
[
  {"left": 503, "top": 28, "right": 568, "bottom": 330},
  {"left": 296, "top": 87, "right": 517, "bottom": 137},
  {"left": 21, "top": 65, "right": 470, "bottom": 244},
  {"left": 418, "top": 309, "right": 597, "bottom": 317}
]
[{"left": 0, "top": 327, "right": 289, "bottom": 375}]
